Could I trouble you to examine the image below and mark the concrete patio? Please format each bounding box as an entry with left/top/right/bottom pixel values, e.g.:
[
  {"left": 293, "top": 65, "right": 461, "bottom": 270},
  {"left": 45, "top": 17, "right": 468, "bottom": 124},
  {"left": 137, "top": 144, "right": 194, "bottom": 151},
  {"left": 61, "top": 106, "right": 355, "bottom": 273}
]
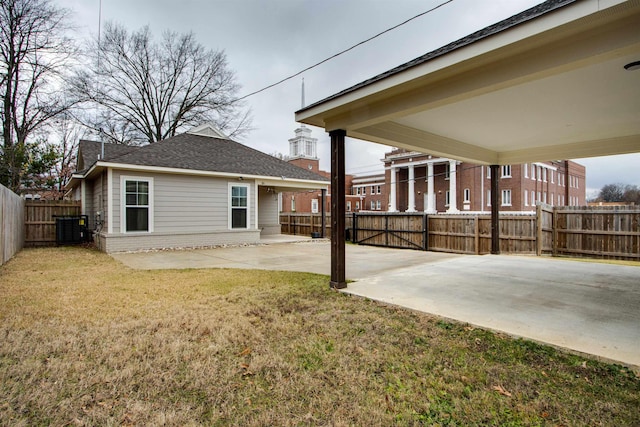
[{"left": 112, "top": 239, "right": 640, "bottom": 368}]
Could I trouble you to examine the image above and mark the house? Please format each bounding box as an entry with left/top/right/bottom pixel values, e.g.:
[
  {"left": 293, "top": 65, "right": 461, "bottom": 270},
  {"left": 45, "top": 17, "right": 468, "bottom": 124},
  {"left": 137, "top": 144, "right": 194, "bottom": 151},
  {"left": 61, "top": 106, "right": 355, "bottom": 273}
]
[{"left": 66, "top": 124, "right": 329, "bottom": 252}]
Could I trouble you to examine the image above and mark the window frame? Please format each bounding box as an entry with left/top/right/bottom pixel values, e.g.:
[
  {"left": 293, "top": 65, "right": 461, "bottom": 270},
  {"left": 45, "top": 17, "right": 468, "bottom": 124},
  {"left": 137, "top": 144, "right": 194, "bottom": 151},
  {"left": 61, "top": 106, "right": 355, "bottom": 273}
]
[
  {"left": 501, "top": 189, "right": 512, "bottom": 206},
  {"left": 229, "top": 183, "right": 250, "bottom": 230},
  {"left": 311, "top": 198, "right": 319, "bottom": 214},
  {"left": 463, "top": 188, "right": 470, "bottom": 203},
  {"left": 501, "top": 165, "right": 512, "bottom": 178},
  {"left": 120, "top": 176, "right": 153, "bottom": 234}
]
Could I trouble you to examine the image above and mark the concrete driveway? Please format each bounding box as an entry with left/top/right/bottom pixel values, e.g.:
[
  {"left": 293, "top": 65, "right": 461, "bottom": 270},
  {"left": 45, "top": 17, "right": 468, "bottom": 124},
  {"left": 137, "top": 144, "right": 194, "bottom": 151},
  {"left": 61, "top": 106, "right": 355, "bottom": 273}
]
[{"left": 112, "top": 238, "right": 640, "bottom": 368}]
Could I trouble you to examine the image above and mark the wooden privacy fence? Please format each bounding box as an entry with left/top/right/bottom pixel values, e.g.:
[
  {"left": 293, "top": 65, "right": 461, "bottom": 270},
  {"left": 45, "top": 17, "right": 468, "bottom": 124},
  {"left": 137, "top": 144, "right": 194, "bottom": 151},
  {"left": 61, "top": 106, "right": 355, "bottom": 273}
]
[
  {"left": 1, "top": 184, "right": 25, "bottom": 265},
  {"left": 24, "top": 200, "right": 81, "bottom": 247},
  {"left": 279, "top": 213, "right": 353, "bottom": 238},
  {"left": 281, "top": 205, "right": 640, "bottom": 260},
  {"left": 553, "top": 206, "right": 639, "bottom": 259}
]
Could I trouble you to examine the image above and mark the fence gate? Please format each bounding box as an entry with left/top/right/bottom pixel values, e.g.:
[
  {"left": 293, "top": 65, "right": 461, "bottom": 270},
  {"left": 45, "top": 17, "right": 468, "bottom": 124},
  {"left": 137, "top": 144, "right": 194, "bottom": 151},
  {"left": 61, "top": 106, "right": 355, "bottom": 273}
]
[{"left": 352, "top": 213, "right": 427, "bottom": 250}]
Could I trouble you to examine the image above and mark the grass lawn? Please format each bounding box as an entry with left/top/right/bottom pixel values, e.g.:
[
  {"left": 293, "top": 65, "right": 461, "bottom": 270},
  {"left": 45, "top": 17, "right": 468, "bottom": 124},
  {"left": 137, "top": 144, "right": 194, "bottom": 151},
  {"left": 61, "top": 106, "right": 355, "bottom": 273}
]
[{"left": 1, "top": 247, "right": 638, "bottom": 426}]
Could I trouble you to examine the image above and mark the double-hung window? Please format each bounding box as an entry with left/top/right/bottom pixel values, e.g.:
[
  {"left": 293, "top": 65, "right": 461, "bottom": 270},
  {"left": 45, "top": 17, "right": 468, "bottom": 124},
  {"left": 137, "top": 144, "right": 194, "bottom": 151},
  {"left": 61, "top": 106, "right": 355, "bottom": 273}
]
[
  {"left": 501, "top": 189, "right": 512, "bottom": 206},
  {"left": 230, "top": 184, "right": 249, "bottom": 229},
  {"left": 123, "top": 177, "right": 152, "bottom": 233}
]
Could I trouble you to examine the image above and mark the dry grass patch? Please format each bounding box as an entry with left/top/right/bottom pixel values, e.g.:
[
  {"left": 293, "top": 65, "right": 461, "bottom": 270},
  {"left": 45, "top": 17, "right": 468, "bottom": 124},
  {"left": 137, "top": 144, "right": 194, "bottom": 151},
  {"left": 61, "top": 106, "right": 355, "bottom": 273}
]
[{"left": 1, "top": 247, "right": 638, "bottom": 426}]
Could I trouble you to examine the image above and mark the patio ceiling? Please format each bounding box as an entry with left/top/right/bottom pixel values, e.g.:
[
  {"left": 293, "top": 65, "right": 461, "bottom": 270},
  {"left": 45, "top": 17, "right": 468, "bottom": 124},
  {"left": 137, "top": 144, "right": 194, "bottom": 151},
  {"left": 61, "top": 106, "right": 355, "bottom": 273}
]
[{"left": 296, "top": 0, "right": 640, "bottom": 165}]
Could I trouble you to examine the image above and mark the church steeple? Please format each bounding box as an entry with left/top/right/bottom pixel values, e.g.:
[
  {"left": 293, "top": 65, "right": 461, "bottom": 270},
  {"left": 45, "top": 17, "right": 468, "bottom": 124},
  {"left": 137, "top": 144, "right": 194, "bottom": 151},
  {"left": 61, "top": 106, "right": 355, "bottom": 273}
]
[{"left": 289, "top": 79, "right": 318, "bottom": 160}]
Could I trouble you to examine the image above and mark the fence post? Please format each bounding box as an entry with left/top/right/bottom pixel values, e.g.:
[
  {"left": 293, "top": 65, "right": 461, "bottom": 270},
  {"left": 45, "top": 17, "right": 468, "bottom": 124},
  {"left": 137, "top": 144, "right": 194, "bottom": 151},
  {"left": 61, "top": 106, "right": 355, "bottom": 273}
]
[
  {"left": 536, "top": 203, "right": 542, "bottom": 256},
  {"left": 423, "top": 214, "right": 428, "bottom": 251},
  {"left": 474, "top": 215, "right": 480, "bottom": 255},
  {"left": 552, "top": 207, "right": 558, "bottom": 257},
  {"left": 352, "top": 212, "right": 357, "bottom": 243}
]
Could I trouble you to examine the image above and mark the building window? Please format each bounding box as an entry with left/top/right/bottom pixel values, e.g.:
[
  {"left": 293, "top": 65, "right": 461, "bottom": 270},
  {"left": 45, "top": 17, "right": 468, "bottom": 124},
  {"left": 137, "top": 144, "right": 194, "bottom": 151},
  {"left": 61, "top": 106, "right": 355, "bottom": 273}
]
[
  {"left": 501, "top": 165, "right": 511, "bottom": 178},
  {"left": 347, "top": 201, "right": 351, "bottom": 212},
  {"left": 537, "top": 191, "right": 541, "bottom": 203},
  {"left": 371, "top": 200, "right": 375, "bottom": 210},
  {"left": 543, "top": 168, "right": 547, "bottom": 182},
  {"left": 445, "top": 190, "right": 450, "bottom": 206},
  {"left": 123, "top": 178, "right": 152, "bottom": 232},
  {"left": 463, "top": 188, "right": 470, "bottom": 203},
  {"left": 551, "top": 192, "right": 554, "bottom": 206},
  {"left": 531, "top": 190, "right": 535, "bottom": 205},
  {"left": 376, "top": 200, "right": 381, "bottom": 210},
  {"left": 537, "top": 166, "right": 542, "bottom": 181},
  {"left": 531, "top": 164, "right": 536, "bottom": 180},
  {"left": 291, "top": 196, "right": 295, "bottom": 212},
  {"left": 543, "top": 192, "right": 547, "bottom": 204},
  {"left": 376, "top": 185, "right": 381, "bottom": 194},
  {"left": 230, "top": 184, "right": 249, "bottom": 229},
  {"left": 524, "top": 163, "right": 528, "bottom": 178},
  {"left": 371, "top": 185, "right": 375, "bottom": 195},
  {"left": 487, "top": 190, "right": 491, "bottom": 206},
  {"left": 501, "top": 189, "right": 512, "bottom": 206},
  {"left": 355, "top": 201, "right": 360, "bottom": 211},
  {"left": 445, "top": 163, "right": 451, "bottom": 180},
  {"left": 550, "top": 170, "right": 554, "bottom": 183},
  {"left": 524, "top": 190, "right": 528, "bottom": 206},
  {"left": 486, "top": 166, "right": 491, "bottom": 179},
  {"left": 311, "top": 199, "right": 319, "bottom": 214}
]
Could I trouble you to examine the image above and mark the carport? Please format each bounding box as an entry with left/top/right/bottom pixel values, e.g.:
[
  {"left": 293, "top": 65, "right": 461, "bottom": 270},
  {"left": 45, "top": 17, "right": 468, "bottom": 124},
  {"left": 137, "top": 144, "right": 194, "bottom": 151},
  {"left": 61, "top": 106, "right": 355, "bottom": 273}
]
[{"left": 295, "top": 0, "right": 640, "bottom": 288}]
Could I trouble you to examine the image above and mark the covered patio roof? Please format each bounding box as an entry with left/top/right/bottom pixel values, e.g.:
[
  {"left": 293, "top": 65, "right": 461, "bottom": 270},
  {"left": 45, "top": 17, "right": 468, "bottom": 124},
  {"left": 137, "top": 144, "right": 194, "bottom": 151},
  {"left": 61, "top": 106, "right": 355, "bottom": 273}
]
[
  {"left": 296, "top": 0, "right": 640, "bottom": 165},
  {"left": 295, "top": 0, "right": 640, "bottom": 288}
]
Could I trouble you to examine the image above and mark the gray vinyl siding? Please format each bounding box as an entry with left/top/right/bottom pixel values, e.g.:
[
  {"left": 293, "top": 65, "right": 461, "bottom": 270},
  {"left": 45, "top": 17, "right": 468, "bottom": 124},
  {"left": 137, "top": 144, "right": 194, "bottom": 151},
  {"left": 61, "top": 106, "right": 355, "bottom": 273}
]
[
  {"left": 111, "top": 169, "right": 256, "bottom": 235},
  {"left": 258, "top": 186, "right": 279, "bottom": 235}
]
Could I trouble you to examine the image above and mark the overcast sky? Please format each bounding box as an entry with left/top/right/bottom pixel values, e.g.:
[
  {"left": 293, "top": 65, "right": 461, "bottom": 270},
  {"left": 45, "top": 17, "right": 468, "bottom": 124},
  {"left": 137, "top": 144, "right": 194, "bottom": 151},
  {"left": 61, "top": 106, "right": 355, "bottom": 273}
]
[{"left": 55, "top": 0, "right": 639, "bottom": 197}]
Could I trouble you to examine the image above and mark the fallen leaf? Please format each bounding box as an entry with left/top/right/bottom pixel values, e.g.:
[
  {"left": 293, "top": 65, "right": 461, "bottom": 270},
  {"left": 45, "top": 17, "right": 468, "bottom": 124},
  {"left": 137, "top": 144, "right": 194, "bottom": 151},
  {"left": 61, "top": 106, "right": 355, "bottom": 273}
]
[
  {"left": 491, "top": 385, "right": 512, "bottom": 397},
  {"left": 541, "top": 371, "right": 548, "bottom": 377},
  {"left": 580, "top": 361, "right": 587, "bottom": 368},
  {"left": 385, "top": 394, "right": 394, "bottom": 412},
  {"left": 237, "top": 347, "right": 251, "bottom": 357}
]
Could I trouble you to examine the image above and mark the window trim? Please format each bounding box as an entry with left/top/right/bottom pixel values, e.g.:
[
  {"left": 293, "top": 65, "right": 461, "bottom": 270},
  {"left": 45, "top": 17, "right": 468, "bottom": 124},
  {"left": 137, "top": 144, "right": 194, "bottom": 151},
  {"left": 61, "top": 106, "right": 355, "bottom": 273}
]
[
  {"left": 229, "top": 183, "right": 250, "bottom": 230},
  {"left": 120, "top": 175, "right": 154, "bottom": 234},
  {"left": 311, "top": 198, "right": 319, "bottom": 214},
  {"left": 463, "top": 188, "right": 470, "bottom": 203},
  {"left": 501, "top": 165, "right": 512, "bottom": 178}
]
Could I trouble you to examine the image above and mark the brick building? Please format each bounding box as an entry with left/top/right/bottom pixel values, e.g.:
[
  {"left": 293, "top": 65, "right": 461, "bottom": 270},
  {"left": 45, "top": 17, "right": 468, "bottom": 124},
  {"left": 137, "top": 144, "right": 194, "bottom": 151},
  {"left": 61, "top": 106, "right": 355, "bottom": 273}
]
[
  {"left": 379, "top": 149, "right": 585, "bottom": 213},
  {"left": 281, "top": 128, "right": 586, "bottom": 214}
]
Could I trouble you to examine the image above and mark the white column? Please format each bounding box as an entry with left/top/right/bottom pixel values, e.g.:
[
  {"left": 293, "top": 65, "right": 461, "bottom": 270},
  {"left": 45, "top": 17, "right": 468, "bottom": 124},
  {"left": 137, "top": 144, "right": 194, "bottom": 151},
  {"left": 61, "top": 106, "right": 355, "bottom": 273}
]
[
  {"left": 406, "top": 164, "right": 416, "bottom": 212},
  {"left": 426, "top": 162, "right": 435, "bottom": 213},
  {"left": 389, "top": 166, "right": 397, "bottom": 212},
  {"left": 447, "top": 160, "right": 458, "bottom": 213}
]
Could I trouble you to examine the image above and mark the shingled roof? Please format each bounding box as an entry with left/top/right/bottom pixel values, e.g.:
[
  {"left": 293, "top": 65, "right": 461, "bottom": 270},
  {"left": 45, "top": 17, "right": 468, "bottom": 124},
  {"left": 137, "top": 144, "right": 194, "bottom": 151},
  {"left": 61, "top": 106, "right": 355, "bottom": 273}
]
[
  {"left": 299, "top": 0, "right": 577, "bottom": 112},
  {"left": 78, "top": 132, "right": 328, "bottom": 182}
]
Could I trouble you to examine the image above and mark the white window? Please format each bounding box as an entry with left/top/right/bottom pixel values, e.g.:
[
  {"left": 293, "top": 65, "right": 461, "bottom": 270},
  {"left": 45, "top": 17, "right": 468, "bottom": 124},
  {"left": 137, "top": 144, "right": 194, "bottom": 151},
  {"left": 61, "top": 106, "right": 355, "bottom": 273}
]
[
  {"left": 291, "top": 196, "right": 296, "bottom": 212},
  {"left": 501, "top": 189, "right": 512, "bottom": 206},
  {"left": 486, "top": 166, "right": 491, "bottom": 179},
  {"left": 371, "top": 185, "right": 375, "bottom": 195},
  {"left": 376, "top": 200, "right": 381, "bottom": 210},
  {"left": 531, "top": 190, "right": 535, "bottom": 205},
  {"left": 551, "top": 192, "right": 554, "bottom": 206},
  {"left": 550, "top": 170, "right": 554, "bottom": 183},
  {"left": 463, "top": 188, "right": 470, "bottom": 203},
  {"left": 531, "top": 165, "right": 536, "bottom": 180},
  {"left": 347, "top": 201, "right": 351, "bottom": 212},
  {"left": 311, "top": 199, "right": 319, "bottom": 214},
  {"left": 370, "top": 200, "right": 375, "bottom": 210},
  {"left": 122, "top": 177, "right": 153, "bottom": 233},
  {"left": 537, "top": 166, "right": 542, "bottom": 181},
  {"left": 230, "top": 184, "right": 249, "bottom": 229},
  {"left": 524, "top": 164, "right": 528, "bottom": 178},
  {"left": 445, "top": 164, "right": 451, "bottom": 180},
  {"left": 558, "top": 194, "right": 561, "bottom": 205},
  {"left": 376, "top": 185, "right": 381, "bottom": 194},
  {"left": 575, "top": 177, "right": 579, "bottom": 189},
  {"left": 445, "top": 190, "right": 451, "bottom": 206},
  {"left": 537, "top": 191, "right": 541, "bottom": 202},
  {"left": 501, "top": 165, "right": 511, "bottom": 178},
  {"left": 543, "top": 168, "right": 547, "bottom": 182},
  {"left": 487, "top": 190, "right": 491, "bottom": 207},
  {"left": 524, "top": 190, "right": 528, "bottom": 206},
  {"left": 543, "top": 192, "right": 547, "bottom": 204}
]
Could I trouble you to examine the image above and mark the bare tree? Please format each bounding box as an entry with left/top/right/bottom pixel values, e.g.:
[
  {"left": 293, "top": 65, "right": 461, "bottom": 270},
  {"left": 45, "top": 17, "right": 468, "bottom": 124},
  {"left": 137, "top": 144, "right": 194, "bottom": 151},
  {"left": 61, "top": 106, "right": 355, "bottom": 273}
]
[
  {"left": 73, "top": 23, "right": 252, "bottom": 145},
  {"left": 0, "top": 0, "right": 75, "bottom": 192}
]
